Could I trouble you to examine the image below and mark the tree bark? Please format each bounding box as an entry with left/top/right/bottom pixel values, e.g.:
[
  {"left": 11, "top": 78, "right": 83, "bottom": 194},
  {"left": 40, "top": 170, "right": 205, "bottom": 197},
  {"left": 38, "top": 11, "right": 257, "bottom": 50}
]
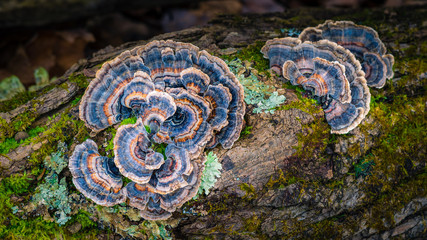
[{"left": 0, "top": 6, "right": 425, "bottom": 239}]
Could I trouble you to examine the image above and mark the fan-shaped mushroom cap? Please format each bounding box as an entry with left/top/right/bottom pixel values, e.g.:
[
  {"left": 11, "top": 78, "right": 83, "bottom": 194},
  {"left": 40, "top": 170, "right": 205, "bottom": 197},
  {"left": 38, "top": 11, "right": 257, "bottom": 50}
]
[
  {"left": 215, "top": 112, "right": 244, "bottom": 147},
  {"left": 144, "top": 151, "right": 165, "bottom": 170},
  {"left": 159, "top": 155, "right": 204, "bottom": 213},
  {"left": 69, "top": 139, "right": 125, "bottom": 206},
  {"left": 262, "top": 37, "right": 371, "bottom": 134},
  {"left": 203, "top": 84, "right": 232, "bottom": 131},
  {"left": 123, "top": 156, "right": 204, "bottom": 220},
  {"left": 139, "top": 91, "right": 177, "bottom": 132},
  {"left": 262, "top": 38, "right": 362, "bottom": 80},
  {"left": 79, "top": 51, "right": 150, "bottom": 132},
  {"left": 283, "top": 57, "right": 351, "bottom": 104},
  {"left": 153, "top": 145, "right": 193, "bottom": 193},
  {"left": 299, "top": 20, "right": 394, "bottom": 88},
  {"left": 324, "top": 99, "right": 365, "bottom": 134},
  {"left": 121, "top": 71, "right": 155, "bottom": 109},
  {"left": 260, "top": 37, "right": 301, "bottom": 75},
  {"left": 195, "top": 51, "right": 245, "bottom": 148},
  {"left": 74, "top": 39, "right": 245, "bottom": 220},
  {"left": 114, "top": 119, "right": 159, "bottom": 184},
  {"left": 124, "top": 183, "right": 172, "bottom": 220},
  {"left": 180, "top": 67, "right": 210, "bottom": 94},
  {"left": 154, "top": 88, "right": 213, "bottom": 158},
  {"left": 132, "top": 40, "right": 199, "bottom": 88}
]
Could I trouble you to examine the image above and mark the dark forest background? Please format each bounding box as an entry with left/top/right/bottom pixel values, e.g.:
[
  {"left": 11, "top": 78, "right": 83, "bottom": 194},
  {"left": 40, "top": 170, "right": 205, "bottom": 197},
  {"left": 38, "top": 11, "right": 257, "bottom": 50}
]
[{"left": 0, "top": 0, "right": 423, "bottom": 88}]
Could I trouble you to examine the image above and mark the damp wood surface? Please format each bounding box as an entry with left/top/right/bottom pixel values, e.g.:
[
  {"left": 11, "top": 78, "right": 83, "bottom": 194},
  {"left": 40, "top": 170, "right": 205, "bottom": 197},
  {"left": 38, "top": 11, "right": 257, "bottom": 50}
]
[{"left": 0, "top": 6, "right": 426, "bottom": 240}]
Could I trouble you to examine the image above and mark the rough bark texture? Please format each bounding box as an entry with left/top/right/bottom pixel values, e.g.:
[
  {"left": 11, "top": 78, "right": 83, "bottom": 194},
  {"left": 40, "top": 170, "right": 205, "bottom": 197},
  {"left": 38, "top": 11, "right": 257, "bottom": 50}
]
[{"left": 0, "top": 6, "right": 426, "bottom": 240}]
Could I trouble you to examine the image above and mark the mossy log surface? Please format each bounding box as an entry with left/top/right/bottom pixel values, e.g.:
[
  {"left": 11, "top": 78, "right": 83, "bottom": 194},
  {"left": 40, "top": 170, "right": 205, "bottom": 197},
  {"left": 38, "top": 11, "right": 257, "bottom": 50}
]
[{"left": 0, "top": 6, "right": 426, "bottom": 240}]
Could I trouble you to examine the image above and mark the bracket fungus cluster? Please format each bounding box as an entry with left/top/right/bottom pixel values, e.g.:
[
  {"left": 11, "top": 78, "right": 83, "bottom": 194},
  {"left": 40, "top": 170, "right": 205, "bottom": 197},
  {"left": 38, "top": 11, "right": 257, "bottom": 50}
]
[
  {"left": 299, "top": 20, "right": 394, "bottom": 88},
  {"left": 262, "top": 20, "right": 394, "bottom": 134},
  {"left": 70, "top": 40, "right": 245, "bottom": 220}
]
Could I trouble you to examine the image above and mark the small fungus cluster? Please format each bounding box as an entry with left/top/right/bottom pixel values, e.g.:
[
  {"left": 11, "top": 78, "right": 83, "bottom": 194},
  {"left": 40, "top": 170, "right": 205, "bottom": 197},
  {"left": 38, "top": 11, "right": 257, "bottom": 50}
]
[
  {"left": 70, "top": 40, "right": 245, "bottom": 220},
  {"left": 262, "top": 20, "right": 394, "bottom": 134}
]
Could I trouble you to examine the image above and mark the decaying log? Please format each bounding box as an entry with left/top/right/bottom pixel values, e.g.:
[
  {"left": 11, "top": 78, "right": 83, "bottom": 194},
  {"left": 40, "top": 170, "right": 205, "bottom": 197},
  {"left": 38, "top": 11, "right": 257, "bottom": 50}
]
[{"left": 0, "top": 6, "right": 426, "bottom": 239}]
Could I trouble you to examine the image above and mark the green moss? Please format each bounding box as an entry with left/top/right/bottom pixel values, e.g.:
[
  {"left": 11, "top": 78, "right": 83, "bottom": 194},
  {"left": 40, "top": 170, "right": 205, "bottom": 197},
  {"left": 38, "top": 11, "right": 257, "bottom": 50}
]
[
  {"left": 283, "top": 14, "right": 321, "bottom": 27},
  {"left": 360, "top": 95, "right": 425, "bottom": 196},
  {"left": 104, "top": 116, "right": 138, "bottom": 157},
  {"left": 266, "top": 169, "right": 304, "bottom": 190},
  {"left": 278, "top": 97, "right": 322, "bottom": 115},
  {"left": 2, "top": 172, "right": 31, "bottom": 195},
  {"left": 281, "top": 213, "right": 358, "bottom": 239},
  {"left": 0, "top": 82, "right": 58, "bottom": 114},
  {"left": 66, "top": 209, "right": 98, "bottom": 238},
  {"left": 221, "top": 41, "right": 271, "bottom": 77},
  {"left": 13, "top": 110, "right": 38, "bottom": 131},
  {"left": 0, "top": 117, "right": 14, "bottom": 142},
  {"left": 277, "top": 82, "right": 323, "bottom": 115},
  {"left": 244, "top": 214, "right": 262, "bottom": 233},
  {"left": 239, "top": 125, "right": 253, "bottom": 139},
  {"left": 0, "top": 126, "right": 45, "bottom": 154},
  {"left": 0, "top": 174, "right": 63, "bottom": 239},
  {"left": 68, "top": 73, "right": 89, "bottom": 89},
  {"left": 28, "top": 107, "right": 89, "bottom": 165},
  {"left": 366, "top": 173, "right": 426, "bottom": 231},
  {"left": 206, "top": 201, "right": 228, "bottom": 213},
  {"left": 120, "top": 116, "right": 137, "bottom": 125},
  {"left": 0, "top": 91, "right": 37, "bottom": 113},
  {"left": 70, "top": 95, "right": 82, "bottom": 106},
  {"left": 152, "top": 142, "right": 168, "bottom": 159},
  {"left": 293, "top": 119, "right": 333, "bottom": 161},
  {"left": 0, "top": 99, "right": 45, "bottom": 142},
  {"left": 0, "top": 143, "right": 98, "bottom": 239},
  {"left": 0, "top": 138, "right": 20, "bottom": 154},
  {"left": 239, "top": 183, "right": 257, "bottom": 201},
  {"left": 123, "top": 177, "right": 132, "bottom": 185}
]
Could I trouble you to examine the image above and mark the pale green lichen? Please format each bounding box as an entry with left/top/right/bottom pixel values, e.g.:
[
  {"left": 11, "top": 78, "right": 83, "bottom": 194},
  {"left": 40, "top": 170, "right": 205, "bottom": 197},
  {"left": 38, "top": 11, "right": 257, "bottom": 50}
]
[
  {"left": 29, "top": 67, "right": 57, "bottom": 92},
  {"left": 225, "top": 59, "right": 286, "bottom": 113},
  {"left": 280, "top": 28, "right": 301, "bottom": 37},
  {"left": 34, "top": 67, "right": 49, "bottom": 85},
  {"left": 32, "top": 142, "right": 72, "bottom": 225},
  {"left": 0, "top": 75, "right": 25, "bottom": 101},
  {"left": 194, "top": 152, "right": 222, "bottom": 199},
  {"left": 95, "top": 204, "right": 173, "bottom": 239},
  {"left": 142, "top": 221, "right": 172, "bottom": 240}
]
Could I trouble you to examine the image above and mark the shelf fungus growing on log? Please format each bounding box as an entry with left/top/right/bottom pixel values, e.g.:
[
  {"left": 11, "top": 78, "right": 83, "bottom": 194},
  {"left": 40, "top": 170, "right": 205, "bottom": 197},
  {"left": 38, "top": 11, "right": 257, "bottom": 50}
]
[
  {"left": 299, "top": 20, "right": 394, "bottom": 88},
  {"left": 261, "top": 37, "right": 371, "bottom": 134},
  {"left": 71, "top": 40, "right": 245, "bottom": 220},
  {"left": 69, "top": 139, "right": 126, "bottom": 206}
]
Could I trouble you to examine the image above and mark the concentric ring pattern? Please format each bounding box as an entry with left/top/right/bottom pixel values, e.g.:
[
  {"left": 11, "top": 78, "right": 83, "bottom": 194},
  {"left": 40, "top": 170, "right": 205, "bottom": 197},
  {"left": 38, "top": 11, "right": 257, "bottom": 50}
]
[{"left": 70, "top": 40, "right": 245, "bottom": 220}]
